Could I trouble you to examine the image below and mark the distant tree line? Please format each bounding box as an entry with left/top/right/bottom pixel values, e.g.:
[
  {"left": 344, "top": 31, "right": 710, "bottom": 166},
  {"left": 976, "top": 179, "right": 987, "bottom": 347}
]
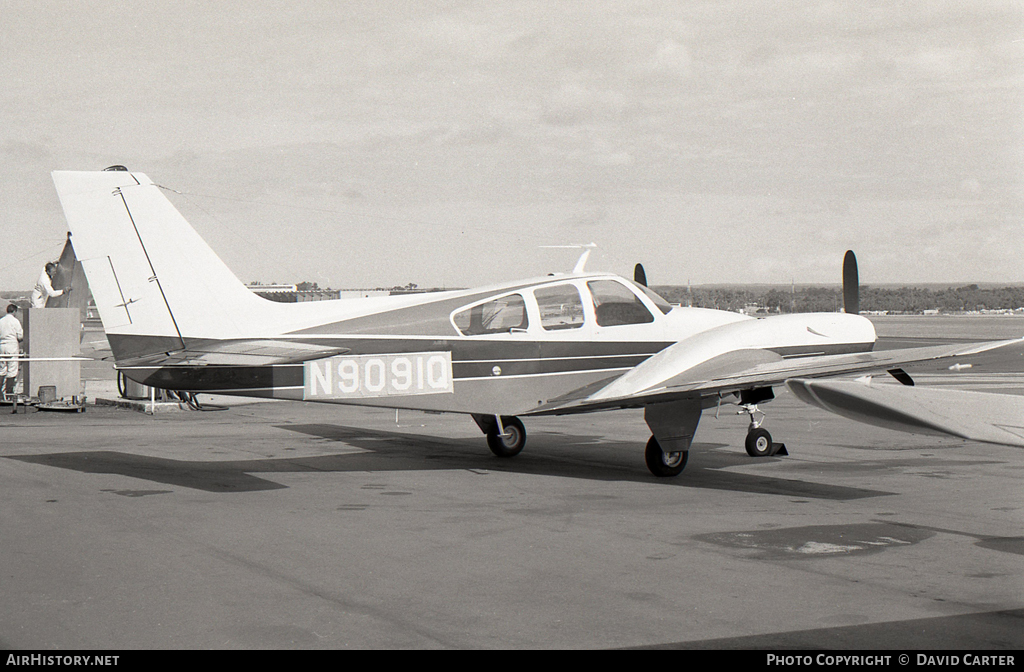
[{"left": 652, "top": 284, "right": 1024, "bottom": 314}]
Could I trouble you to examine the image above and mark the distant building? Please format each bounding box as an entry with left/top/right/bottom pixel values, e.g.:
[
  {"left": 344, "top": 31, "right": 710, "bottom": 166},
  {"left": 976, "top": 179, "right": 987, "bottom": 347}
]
[
  {"left": 387, "top": 287, "right": 452, "bottom": 296},
  {"left": 247, "top": 283, "right": 296, "bottom": 294},
  {"left": 247, "top": 283, "right": 299, "bottom": 303},
  {"left": 246, "top": 283, "right": 357, "bottom": 302},
  {"left": 740, "top": 304, "right": 770, "bottom": 316},
  {"left": 296, "top": 288, "right": 342, "bottom": 302},
  {"left": 336, "top": 290, "right": 390, "bottom": 300}
]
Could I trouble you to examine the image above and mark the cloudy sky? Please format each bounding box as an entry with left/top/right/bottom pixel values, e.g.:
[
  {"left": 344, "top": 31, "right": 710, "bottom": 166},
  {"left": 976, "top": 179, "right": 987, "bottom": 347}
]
[{"left": 1, "top": 1, "right": 1021, "bottom": 290}]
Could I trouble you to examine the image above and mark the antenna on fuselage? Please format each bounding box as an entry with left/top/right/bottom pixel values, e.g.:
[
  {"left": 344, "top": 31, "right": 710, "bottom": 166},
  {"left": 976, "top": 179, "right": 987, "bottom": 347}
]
[{"left": 540, "top": 242, "right": 597, "bottom": 273}]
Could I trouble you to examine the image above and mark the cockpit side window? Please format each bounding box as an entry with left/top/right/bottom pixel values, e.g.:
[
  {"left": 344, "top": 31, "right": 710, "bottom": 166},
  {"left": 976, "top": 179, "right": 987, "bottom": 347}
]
[
  {"left": 535, "top": 284, "right": 585, "bottom": 331},
  {"left": 453, "top": 293, "right": 528, "bottom": 335},
  {"left": 587, "top": 280, "right": 654, "bottom": 326}
]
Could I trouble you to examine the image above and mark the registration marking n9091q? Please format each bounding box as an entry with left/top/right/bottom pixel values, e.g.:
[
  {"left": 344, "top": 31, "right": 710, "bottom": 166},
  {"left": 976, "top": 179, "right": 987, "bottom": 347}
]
[{"left": 304, "top": 352, "right": 454, "bottom": 400}]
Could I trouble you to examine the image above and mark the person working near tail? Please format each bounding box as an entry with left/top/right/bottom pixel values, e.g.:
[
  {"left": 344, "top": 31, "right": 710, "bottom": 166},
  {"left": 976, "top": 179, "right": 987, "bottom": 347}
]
[
  {"left": 0, "top": 304, "right": 23, "bottom": 399},
  {"left": 30, "top": 261, "right": 70, "bottom": 308}
]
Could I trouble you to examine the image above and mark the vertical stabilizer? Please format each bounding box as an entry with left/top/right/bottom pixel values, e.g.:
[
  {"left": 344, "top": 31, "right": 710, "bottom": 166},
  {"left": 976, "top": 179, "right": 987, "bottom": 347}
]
[{"left": 51, "top": 170, "right": 278, "bottom": 360}]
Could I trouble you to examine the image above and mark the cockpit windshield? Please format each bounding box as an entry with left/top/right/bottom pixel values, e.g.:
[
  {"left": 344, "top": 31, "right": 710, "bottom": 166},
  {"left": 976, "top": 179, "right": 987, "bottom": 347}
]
[
  {"left": 588, "top": 280, "right": 655, "bottom": 326},
  {"left": 630, "top": 282, "right": 674, "bottom": 314}
]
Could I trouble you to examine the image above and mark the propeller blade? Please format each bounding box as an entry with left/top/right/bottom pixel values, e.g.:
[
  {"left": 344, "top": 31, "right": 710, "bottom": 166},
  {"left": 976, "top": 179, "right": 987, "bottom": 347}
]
[
  {"left": 634, "top": 263, "right": 647, "bottom": 287},
  {"left": 843, "top": 250, "right": 859, "bottom": 315}
]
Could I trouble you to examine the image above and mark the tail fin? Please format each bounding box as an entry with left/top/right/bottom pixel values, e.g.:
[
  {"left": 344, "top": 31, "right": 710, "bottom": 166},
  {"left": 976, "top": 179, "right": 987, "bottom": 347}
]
[{"left": 52, "top": 170, "right": 278, "bottom": 361}]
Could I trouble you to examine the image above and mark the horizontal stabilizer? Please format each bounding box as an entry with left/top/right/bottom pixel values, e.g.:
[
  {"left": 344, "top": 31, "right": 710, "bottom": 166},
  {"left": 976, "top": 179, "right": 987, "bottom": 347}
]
[
  {"left": 786, "top": 379, "right": 1024, "bottom": 449},
  {"left": 117, "top": 340, "right": 350, "bottom": 367}
]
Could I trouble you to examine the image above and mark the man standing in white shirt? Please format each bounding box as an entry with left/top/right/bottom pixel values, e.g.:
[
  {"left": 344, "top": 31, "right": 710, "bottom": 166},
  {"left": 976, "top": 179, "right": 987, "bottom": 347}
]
[
  {"left": 0, "top": 304, "right": 24, "bottom": 399},
  {"left": 30, "top": 261, "right": 70, "bottom": 308}
]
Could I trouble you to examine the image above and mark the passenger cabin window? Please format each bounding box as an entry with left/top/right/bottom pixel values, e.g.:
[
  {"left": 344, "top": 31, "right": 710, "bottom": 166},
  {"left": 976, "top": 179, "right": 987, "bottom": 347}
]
[
  {"left": 535, "top": 284, "right": 585, "bottom": 331},
  {"left": 587, "top": 280, "right": 654, "bottom": 326},
  {"left": 453, "top": 293, "right": 528, "bottom": 335}
]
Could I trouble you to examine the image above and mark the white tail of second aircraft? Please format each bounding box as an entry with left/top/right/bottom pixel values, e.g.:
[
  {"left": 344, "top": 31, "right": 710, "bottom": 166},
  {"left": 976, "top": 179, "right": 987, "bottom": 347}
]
[{"left": 52, "top": 170, "right": 285, "bottom": 352}]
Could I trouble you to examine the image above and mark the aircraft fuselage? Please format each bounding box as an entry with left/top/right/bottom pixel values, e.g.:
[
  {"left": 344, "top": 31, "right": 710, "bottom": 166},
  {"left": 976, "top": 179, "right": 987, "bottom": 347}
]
[{"left": 116, "top": 275, "right": 876, "bottom": 417}]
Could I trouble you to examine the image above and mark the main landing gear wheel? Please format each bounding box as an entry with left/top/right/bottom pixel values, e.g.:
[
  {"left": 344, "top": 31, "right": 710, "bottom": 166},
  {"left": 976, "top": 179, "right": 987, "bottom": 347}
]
[
  {"left": 644, "top": 436, "right": 688, "bottom": 477},
  {"left": 487, "top": 416, "right": 526, "bottom": 458},
  {"left": 745, "top": 427, "right": 773, "bottom": 457}
]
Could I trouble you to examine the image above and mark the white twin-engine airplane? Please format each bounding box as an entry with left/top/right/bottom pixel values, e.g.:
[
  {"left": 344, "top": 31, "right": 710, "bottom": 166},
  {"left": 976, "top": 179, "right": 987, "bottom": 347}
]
[{"left": 52, "top": 169, "right": 1024, "bottom": 476}]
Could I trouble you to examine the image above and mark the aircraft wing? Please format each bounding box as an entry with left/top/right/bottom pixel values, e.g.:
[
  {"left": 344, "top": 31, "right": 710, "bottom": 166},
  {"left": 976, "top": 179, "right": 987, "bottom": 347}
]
[
  {"left": 529, "top": 337, "right": 1024, "bottom": 414},
  {"left": 787, "top": 378, "right": 1024, "bottom": 448},
  {"left": 115, "top": 340, "right": 350, "bottom": 367}
]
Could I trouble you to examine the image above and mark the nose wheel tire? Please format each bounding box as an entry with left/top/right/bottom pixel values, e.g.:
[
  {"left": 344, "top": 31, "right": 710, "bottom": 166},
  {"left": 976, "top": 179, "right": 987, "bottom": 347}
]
[
  {"left": 745, "top": 427, "right": 773, "bottom": 457},
  {"left": 487, "top": 416, "right": 526, "bottom": 457},
  {"left": 644, "top": 436, "right": 688, "bottom": 477}
]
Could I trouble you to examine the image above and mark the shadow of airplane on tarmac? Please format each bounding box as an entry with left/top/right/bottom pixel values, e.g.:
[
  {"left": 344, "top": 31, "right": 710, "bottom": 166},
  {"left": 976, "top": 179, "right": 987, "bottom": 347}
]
[{"left": 5, "top": 422, "right": 894, "bottom": 499}]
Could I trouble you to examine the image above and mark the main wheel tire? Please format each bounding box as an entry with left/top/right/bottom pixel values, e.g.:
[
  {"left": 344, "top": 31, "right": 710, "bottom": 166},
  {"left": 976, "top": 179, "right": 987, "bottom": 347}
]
[
  {"left": 644, "top": 435, "right": 688, "bottom": 477},
  {"left": 745, "top": 427, "right": 773, "bottom": 457},
  {"left": 487, "top": 416, "right": 526, "bottom": 457}
]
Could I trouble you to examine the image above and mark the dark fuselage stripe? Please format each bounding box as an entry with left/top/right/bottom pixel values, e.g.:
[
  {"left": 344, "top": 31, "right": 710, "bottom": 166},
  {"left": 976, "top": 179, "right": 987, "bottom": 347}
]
[
  {"left": 119, "top": 356, "right": 646, "bottom": 391},
  {"left": 115, "top": 337, "right": 874, "bottom": 393}
]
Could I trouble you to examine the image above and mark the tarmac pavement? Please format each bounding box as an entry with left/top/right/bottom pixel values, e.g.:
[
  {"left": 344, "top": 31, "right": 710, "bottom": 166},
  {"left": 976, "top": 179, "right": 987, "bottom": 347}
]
[{"left": 1, "top": 389, "right": 1021, "bottom": 649}]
